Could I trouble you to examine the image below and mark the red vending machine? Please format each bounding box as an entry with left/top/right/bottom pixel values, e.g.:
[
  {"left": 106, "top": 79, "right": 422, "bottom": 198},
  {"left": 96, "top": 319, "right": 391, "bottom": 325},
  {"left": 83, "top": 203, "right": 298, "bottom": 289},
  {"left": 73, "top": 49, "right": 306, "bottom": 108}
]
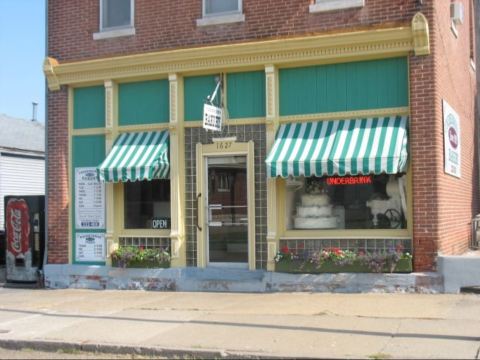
[{"left": 4, "top": 196, "right": 45, "bottom": 283}]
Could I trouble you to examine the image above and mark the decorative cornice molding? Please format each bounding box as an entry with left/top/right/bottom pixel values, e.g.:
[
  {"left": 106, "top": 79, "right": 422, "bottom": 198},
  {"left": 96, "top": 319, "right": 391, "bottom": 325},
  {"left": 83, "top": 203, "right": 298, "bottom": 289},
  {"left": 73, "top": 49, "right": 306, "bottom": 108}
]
[
  {"left": 412, "top": 12, "right": 430, "bottom": 56},
  {"left": 45, "top": 16, "right": 430, "bottom": 91}
]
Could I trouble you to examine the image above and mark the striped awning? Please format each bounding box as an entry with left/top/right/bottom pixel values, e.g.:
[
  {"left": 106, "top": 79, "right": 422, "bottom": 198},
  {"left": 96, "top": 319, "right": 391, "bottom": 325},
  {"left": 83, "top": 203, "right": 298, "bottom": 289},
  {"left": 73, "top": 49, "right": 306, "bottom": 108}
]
[
  {"left": 97, "top": 130, "right": 169, "bottom": 182},
  {"left": 266, "top": 116, "right": 408, "bottom": 178}
]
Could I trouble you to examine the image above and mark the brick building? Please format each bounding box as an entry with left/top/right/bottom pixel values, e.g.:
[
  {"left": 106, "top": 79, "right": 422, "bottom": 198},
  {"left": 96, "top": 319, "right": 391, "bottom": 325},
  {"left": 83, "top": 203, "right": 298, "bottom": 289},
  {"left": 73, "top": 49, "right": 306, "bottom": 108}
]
[{"left": 43, "top": 0, "right": 477, "bottom": 289}]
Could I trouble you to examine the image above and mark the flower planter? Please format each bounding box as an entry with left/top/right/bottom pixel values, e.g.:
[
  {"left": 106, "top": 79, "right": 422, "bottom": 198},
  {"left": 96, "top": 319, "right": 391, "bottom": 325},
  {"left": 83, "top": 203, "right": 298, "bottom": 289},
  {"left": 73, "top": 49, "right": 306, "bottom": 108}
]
[
  {"left": 111, "top": 259, "right": 170, "bottom": 269},
  {"left": 275, "top": 258, "right": 412, "bottom": 274}
]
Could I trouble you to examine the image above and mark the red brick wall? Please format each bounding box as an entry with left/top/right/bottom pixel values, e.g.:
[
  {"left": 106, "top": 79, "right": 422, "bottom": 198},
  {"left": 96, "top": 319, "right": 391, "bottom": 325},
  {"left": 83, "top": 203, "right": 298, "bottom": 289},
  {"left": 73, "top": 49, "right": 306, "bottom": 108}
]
[
  {"left": 433, "top": 0, "right": 478, "bottom": 256},
  {"left": 46, "top": 0, "right": 478, "bottom": 269},
  {"left": 48, "top": 0, "right": 420, "bottom": 62},
  {"left": 47, "top": 87, "right": 69, "bottom": 264},
  {"left": 409, "top": 5, "right": 440, "bottom": 271}
]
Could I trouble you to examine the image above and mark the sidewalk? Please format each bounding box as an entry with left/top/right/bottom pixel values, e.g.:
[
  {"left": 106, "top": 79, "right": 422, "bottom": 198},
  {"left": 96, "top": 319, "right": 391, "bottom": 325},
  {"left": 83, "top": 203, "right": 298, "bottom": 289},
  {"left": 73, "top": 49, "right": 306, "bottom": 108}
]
[{"left": 0, "top": 288, "right": 478, "bottom": 359}]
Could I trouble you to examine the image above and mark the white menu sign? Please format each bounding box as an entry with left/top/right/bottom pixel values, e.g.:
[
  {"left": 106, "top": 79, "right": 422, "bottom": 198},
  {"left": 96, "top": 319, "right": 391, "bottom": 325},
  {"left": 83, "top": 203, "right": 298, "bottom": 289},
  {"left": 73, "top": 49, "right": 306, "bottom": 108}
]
[
  {"left": 75, "top": 167, "right": 105, "bottom": 229},
  {"left": 443, "top": 100, "right": 461, "bottom": 178},
  {"left": 75, "top": 233, "right": 106, "bottom": 262}
]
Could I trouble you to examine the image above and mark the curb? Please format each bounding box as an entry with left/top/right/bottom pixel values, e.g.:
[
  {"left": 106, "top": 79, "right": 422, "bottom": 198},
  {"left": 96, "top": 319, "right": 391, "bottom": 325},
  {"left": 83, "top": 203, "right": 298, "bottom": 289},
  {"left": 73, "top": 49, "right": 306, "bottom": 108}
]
[{"left": 0, "top": 339, "right": 308, "bottom": 359}]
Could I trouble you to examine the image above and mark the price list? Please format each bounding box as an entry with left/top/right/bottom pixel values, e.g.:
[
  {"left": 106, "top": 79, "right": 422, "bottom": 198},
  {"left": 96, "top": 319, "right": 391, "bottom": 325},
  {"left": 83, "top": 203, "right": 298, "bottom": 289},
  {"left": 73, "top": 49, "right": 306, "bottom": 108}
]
[
  {"left": 75, "top": 167, "right": 105, "bottom": 229},
  {"left": 75, "top": 233, "right": 106, "bottom": 262}
]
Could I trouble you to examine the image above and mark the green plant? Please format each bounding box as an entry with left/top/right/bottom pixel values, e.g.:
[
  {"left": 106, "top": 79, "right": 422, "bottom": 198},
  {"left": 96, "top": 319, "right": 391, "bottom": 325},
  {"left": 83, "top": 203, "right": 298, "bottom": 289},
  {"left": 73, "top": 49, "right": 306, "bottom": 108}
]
[
  {"left": 111, "top": 246, "right": 170, "bottom": 268},
  {"left": 275, "top": 244, "right": 412, "bottom": 274}
]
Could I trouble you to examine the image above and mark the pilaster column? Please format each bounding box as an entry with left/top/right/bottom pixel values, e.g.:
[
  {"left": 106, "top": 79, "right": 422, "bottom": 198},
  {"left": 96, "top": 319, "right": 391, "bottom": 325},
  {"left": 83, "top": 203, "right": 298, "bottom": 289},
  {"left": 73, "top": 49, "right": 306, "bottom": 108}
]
[
  {"left": 169, "top": 73, "right": 186, "bottom": 267},
  {"left": 104, "top": 80, "right": 117, "bottom": 265},
  {"left": 265, "top": 65, "right": 279, "bottom": 271}
]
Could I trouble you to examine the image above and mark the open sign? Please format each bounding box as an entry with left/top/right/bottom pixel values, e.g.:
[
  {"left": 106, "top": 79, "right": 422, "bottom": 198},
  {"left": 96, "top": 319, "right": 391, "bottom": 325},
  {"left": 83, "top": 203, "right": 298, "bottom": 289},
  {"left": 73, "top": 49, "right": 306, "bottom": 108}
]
[{"left": 152, "top": 218, "right": 170, "bottom": 229}]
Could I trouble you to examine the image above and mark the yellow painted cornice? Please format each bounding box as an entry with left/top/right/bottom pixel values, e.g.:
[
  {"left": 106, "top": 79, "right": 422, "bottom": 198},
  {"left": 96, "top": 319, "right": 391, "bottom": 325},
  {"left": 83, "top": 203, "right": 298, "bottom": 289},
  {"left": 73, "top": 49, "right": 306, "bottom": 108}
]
[{"left": 45, "top": 13, "right": 430, "bottom": 91}]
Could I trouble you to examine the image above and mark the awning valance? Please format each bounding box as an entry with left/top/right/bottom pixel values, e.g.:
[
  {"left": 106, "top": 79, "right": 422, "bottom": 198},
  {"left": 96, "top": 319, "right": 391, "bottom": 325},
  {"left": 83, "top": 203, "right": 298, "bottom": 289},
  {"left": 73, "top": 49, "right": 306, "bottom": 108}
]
[
  {"left": 266, "top": 116, "right": 408, "bottom": 178},
  {"left": 97, "top": 130, "right": 169, "bottom": 182}
]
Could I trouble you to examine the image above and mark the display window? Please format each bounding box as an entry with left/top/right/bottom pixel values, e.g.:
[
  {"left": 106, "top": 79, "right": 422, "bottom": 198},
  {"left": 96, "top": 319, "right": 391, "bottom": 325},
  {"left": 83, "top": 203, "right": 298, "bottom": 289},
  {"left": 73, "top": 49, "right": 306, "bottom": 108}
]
[
  {"left": 124, "top": 179, "right": 171, "bottom": 229},
  {"left": 285, "top": 174, "right": 407, "bottom": 231}
]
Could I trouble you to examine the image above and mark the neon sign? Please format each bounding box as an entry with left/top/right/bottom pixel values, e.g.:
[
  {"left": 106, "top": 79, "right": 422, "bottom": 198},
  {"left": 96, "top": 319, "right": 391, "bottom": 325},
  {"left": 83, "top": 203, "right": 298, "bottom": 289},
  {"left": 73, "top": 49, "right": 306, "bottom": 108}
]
[{"left": 326, "top": 175, "right": 372, "bottom": 186}]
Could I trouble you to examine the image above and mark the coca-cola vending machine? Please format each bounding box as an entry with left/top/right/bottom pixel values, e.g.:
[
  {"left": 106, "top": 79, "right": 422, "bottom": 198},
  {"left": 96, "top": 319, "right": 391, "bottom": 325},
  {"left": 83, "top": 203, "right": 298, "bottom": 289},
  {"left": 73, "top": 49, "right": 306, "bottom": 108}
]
[{"left": 4, "top": 196, "right": 45, "bottom": 283}]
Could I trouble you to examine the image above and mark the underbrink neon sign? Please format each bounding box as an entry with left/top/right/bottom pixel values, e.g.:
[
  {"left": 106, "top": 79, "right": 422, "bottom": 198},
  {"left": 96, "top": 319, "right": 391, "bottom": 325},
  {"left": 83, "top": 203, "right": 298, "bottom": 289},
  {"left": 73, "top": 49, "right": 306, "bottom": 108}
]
[{"left": 326, "top": 175, "right": 373, "bottom": 186}]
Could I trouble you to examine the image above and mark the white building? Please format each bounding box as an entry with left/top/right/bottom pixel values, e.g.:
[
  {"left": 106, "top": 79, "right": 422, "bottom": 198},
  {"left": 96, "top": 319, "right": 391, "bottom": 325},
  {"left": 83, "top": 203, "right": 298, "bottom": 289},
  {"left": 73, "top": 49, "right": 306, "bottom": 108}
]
[{"left": 0, "top": 114, "right": 45, "bottom": 232}]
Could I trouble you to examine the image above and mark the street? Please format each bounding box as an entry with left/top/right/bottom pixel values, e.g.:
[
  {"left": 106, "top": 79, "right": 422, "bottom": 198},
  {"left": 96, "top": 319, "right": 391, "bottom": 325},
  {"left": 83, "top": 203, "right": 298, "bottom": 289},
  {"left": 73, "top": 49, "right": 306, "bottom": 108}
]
[{"left": 0, "top": 288, "right": 478, "bottom": 359}]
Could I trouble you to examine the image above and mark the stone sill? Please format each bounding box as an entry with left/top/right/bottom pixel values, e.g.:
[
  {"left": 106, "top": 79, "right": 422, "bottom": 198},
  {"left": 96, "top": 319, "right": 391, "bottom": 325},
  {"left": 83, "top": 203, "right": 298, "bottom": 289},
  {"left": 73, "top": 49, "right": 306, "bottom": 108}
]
[
  {"left": 309, "top": 0, "right": 365, "bottom": 13},
  {"left": 196, "top": 13, "right": 245, "bottom": 27},
  {"left": 93, "top": 27, "right": 136, "bottom": 40}
]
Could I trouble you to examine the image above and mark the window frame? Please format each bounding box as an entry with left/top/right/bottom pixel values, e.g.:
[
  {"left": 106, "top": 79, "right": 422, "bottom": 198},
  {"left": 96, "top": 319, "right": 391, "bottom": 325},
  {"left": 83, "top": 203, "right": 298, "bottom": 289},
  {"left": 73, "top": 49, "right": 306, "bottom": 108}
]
[
  {"left": 202, "top": 0, "right": 242, "bottom": 18},
  {"left": 115, "top": 181, "right": 171, "bottom": 238},
  {"left": 98, "top": 0, "right": 135, "bottom": 33}
]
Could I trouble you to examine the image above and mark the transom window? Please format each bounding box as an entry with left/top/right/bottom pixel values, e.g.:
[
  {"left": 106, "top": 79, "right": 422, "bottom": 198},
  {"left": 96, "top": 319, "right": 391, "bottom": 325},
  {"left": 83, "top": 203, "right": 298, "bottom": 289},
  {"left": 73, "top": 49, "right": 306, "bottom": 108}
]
[
  {"left": 101, "top": 0, "right": 134, "bottom": 31},
  {"left": 203, "top": 0, "right": 241, "bottom": 17}
]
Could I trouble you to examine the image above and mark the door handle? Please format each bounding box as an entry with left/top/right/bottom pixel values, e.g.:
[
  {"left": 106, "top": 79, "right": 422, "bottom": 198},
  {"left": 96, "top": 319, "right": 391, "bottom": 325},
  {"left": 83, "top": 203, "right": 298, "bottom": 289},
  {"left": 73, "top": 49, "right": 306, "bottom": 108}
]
[{"left": 196, "top": 193, "right": 202, "bottom": 231}]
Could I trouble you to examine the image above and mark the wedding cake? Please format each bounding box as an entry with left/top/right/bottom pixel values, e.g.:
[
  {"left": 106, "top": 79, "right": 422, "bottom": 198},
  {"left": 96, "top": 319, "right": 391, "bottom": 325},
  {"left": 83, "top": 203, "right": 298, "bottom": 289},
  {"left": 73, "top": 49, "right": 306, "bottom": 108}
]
[{"left": 294, "top": 193, "right": 338, "bottom": 229}]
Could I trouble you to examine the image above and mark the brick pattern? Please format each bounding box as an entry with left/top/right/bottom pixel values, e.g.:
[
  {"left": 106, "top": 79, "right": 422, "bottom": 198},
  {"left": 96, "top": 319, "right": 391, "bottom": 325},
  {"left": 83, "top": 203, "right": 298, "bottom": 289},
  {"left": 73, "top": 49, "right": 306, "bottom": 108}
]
[
  {"left": 48, "top": 0, "right": 420, "bottom": 62},
  {"left": 47, "top": 87, "right": 69, "bottom": 264},
  {"left": 279, "top": 239, "right": 412, "bottom": 256},
  {"left": 184, "top": 125, "right": 267, "bottom": 269},
  {"left": 46, "top": 0, "right": 479, "bottom": 273}
]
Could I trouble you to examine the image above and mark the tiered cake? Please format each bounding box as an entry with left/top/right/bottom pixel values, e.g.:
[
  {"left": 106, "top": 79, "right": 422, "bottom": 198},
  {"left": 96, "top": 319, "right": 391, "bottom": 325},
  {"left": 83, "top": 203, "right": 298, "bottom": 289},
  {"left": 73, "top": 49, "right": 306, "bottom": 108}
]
[{"left": 294, "top": 194, "right": 338, "bottom": 229}]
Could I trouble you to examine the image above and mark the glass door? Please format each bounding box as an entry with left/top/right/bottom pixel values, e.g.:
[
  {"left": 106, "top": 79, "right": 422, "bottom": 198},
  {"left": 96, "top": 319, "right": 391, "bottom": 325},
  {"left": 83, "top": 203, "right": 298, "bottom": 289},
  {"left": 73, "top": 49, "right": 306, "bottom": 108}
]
[{"left": 206, "top": 156, "right": 248, "bottom": 266}]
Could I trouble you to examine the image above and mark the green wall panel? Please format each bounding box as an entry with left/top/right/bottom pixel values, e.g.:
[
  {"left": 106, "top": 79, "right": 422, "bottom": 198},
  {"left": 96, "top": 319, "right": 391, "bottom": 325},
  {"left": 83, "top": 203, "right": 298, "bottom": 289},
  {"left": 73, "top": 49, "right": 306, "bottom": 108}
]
[
  {"left": 72, "top": 135, "right": 106, "bottom": 265},
  {"left": 73, "top": 86, "right": 105, "bottom": 129},
  {"left": 119, "top": 79, "right": 169, "bottom": 126},
  {"left": 279, "top": 57, "right": 408, "bottom": 116},
  {"left": 184, "top": 75, "right": 219, "bottom": 121},
  {"left": 227, "top": 71, "right": 266, "bottom": 119}
]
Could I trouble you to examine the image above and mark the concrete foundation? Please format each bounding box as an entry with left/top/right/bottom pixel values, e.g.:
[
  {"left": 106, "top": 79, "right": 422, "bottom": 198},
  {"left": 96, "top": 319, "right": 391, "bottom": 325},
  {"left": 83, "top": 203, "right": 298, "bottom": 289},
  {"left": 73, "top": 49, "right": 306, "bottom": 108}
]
[
  {"left": 44, "top": 265, "right": 444, "bottom": 293},
  {"left": 438, "top": 254, "right": 480, "bottom": 293}
]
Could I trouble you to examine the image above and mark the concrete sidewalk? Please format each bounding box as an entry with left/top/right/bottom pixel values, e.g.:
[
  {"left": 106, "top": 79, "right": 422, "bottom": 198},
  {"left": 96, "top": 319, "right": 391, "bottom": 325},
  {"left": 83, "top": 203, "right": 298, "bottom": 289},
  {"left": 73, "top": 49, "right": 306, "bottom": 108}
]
[{"left": 0, "top": 289, "right": 478, "bottom": 359}]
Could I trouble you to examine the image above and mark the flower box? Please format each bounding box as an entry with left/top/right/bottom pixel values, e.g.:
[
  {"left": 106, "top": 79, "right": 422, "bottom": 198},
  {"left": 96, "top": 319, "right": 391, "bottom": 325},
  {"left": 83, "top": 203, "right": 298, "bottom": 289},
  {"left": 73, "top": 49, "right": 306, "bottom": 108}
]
[
  {"left": 111, "top": 258, "right": 170, "bottom": 269},
  {"left": 110, "top": 246, "right": 171, "bottom": 269},
  {"left": 275, "top": 257, "right": 412, "bottom": 274}
]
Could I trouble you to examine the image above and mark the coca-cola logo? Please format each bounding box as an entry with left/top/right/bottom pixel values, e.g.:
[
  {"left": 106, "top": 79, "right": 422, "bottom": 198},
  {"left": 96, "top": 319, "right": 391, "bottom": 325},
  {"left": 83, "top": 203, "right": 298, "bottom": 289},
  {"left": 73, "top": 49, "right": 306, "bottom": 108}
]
[{"left": 6, "top": 199, "right": 30, "bottom": 257}]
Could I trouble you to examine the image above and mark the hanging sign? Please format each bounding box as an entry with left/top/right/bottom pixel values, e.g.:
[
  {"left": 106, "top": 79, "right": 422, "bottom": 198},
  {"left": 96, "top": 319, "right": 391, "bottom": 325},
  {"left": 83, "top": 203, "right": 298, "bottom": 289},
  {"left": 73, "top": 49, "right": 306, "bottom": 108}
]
[
  {"left": 203, "top": 103, "right": 223, "bottom": 132},
  {"left": 75, "top": 233, "right": 106, "bottom": 262},
  {"left": 75, "top": 167, "right": 105, "bottom": 229},
  {"left": 443, "top": 100, "right": 461, "bottom": 178}
]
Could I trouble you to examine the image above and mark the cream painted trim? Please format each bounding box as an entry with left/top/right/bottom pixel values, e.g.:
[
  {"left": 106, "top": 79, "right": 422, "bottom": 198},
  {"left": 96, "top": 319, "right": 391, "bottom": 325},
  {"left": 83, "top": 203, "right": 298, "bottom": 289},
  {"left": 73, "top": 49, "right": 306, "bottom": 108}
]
[
  {"left": 71, "top": 128, "right": 110, "bottom": 136},
  {"left": 117, "top": 123, "right": 170, "bottom": 133},
  {"left": 279, "top": 107, "right": 410, "bottom": 124},
  {"left": 169, "top": 73, "right": 187, "bottom": 267},
  {"left": 184, "top": 118, "right": 265, "bottom": 126},
  {"left": 68, "top": 87, "right": 73, "bottom": 264},
  {"left": 276, "top": 172, "right": 412, "bottom": 240},
  {"left": 104, "top": 80, "right": 117, "bottom": 265},
  {"left": 44, "top": 18, "right": 430, "bottom": 90},
  {"left": 115, "top": 183, "right": 172, "bottom": 238},
  {"left": 265, "top": 65, "right": 280, "bottom": 271},
  {"left": 282, "top": 230, "right": 411, "bottom": 239},
  {"left": 196, "top": 140, "right": 256, "bottom": 270}
]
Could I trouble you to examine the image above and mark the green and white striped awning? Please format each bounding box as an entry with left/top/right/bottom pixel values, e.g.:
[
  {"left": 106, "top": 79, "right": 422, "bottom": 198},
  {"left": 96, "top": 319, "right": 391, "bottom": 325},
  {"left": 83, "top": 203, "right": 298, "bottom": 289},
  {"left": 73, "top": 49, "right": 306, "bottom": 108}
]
[
  {"left": 97, "top": 130, "right": 170, "bottom": 182},
  {"left": 266, "top": 116, "right": 408, "bottom": 178}
]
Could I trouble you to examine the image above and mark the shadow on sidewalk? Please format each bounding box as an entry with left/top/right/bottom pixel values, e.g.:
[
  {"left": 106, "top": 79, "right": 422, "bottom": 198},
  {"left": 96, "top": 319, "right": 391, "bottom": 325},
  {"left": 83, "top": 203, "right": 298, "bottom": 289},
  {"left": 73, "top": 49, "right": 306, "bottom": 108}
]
[{"left": 0, "top": 307, "right": 478, "bottom": 343}]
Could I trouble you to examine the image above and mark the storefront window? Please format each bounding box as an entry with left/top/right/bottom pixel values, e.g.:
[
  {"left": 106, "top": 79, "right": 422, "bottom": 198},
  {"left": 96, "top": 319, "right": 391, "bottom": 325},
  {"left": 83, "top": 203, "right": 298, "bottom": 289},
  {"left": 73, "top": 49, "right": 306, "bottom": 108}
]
[
  {"left": 124, "top": 180, "right": 170, "bottom": 229},
  {"left": 285, "top": 174, "right": 407, "bottom": 230}
]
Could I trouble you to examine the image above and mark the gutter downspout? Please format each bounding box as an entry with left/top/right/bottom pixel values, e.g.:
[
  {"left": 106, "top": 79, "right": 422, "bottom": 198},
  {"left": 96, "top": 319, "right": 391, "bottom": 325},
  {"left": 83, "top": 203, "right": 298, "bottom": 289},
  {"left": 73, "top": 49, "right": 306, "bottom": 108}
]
[{"left": 43, "top": 0, "right": 49, "bottom": 274}]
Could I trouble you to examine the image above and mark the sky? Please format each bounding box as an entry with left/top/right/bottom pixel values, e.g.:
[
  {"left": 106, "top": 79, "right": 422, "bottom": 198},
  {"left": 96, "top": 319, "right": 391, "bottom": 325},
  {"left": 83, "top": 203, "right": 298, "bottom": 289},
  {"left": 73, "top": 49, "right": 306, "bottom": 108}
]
[{"left": 0, "top": 0, "right": 45, "bottom": 122}]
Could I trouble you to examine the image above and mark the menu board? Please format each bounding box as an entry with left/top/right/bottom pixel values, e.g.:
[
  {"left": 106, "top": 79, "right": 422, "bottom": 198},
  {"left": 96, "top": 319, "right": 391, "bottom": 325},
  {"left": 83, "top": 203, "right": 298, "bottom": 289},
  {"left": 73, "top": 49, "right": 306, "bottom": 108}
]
[
  {"left": 75, "top": 167, "right": 105, "bottom": 229},
  {"left": 75, "top": 233, "right": 106, "bottom": 262}
]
